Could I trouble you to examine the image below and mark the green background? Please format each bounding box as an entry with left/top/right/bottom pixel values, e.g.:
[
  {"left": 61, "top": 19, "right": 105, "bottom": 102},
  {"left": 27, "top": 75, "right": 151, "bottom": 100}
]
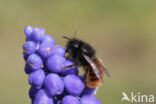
[{"left": 0, "top": 0, "right": 156, "bottom": 104}]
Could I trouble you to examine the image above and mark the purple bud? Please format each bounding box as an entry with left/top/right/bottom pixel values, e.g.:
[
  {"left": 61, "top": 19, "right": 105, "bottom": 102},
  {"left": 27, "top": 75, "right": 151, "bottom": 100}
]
[
  {"left": 29, "top": 69, "right": 45, "bottom": 88},
  {"left": 81, "top": 95, "right": 101, "bottom": 104},
  {"left": 31, "top": 27, "right": 45, "bottom": 42},
  {"left": 23, "top": 41, "right": 36, "bottom": 55},
  {"left": 38, "top": 43, "right": 54, "bottom": 59},
  {"left": 26, "top": 54, "right": 43, "bottom": 70},
  {"left": 57, "top": 100, "right": 61, "bottom": 104},
  {"left": 29, "top": 86, "right": 39, "bottom": 100},
  {"left": 34, "top": 89, "right": 53, "bottom": 104},
  {"left": 51, "top": 45, "right": 65, "bottom": 56},
  {"left": 64, "top": 75, "right": 85, "bottom": 96},
  {"left": 62, "top": 95, "right": 81, "bottom": 104},
  {"left": 24, "top": 64, "right": 32, "bottom": 74},
  {"left": 23, "top": 52, "right": 29, "bottom": 61},
  {"left": 81, "top": 86, "right": 98, "bottom": 96},
  {"left": 24, "top": 25, "right": 33, "bottom": 40},
  {"left": 42, "top": 35, "right": 55, "bottom": 45},
  {"left": 44, "top": 74, "right": 64, "bottom": 96},
  {"left": 61, "top": 59, "right": 78, "bottom": 75},
  {"left": 46, "top": 55, "right": 65, "bottom": 73}
]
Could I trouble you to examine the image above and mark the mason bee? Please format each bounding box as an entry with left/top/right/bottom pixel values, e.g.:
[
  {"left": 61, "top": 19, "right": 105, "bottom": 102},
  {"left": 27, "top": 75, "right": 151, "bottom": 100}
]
[{"left": 63, "top": 35, "right": 110, "bottom": 88}]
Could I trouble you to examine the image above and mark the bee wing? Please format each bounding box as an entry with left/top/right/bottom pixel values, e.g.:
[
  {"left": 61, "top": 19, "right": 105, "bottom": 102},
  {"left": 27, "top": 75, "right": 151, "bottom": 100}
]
[
  {"left": 82, "top": 54, "right": 101, "bottom": 80},
  {"left": 94, "top": 57, "right": 110, "bottom": 77},
  {"left": 83, "top": 54, "right": 110, "bottom": 79}
]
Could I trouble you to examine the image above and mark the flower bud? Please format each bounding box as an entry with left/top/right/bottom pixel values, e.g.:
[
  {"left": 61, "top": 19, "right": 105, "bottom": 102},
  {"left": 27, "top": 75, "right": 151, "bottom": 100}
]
[
  {"left": 26, "top": 54, "right": 43, "bottom": 70},
  {"left": 62, "top": 95, "right": 81, "bottom": 104},
  {"left": 24, "top": 25, "right": 33, "bottom": 40},
  {"left": 29, "top": 69, "right": 45, "bottom": 88},
  {"left": 31, "top": 27, "right": 45, "bottom": 42},
  {"left": 46, "top": 55, "right": 65, "bottom": 73},
  {"left": 44, "top": 73, "right": 64, "bottom": 96},
  {"left": 64, "top": 75, "right": 85, "bottom": 96},
  {"left": 34, "top": 89, "right": 53, "bottom": 104},
  {"left": 81, "top": 95, "right": 101, "bottom": 104}
]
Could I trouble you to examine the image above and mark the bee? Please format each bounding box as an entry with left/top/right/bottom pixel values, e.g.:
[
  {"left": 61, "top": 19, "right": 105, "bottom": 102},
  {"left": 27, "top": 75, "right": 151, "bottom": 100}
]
[{"left": 62, "top": 34, "right": 110, "bottom": 88}]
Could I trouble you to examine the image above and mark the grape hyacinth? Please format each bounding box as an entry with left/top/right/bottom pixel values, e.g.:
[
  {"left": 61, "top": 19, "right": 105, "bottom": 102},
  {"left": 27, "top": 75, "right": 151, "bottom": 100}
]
[{"left": 22, "top": 25, "right": 102, "bottom": 104}]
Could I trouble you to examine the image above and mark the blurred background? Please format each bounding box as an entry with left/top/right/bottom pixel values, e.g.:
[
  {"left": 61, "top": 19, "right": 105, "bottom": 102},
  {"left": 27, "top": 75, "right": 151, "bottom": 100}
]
[{"left": 0, "top": 0, "right": 156, "bottom": 104}]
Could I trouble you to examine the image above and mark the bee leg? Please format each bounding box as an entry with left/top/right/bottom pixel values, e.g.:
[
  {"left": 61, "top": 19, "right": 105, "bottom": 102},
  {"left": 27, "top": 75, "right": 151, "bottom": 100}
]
[
  {"left": 62, "top": 64, "right": 76, "bottom": 70},
  {"left": 65, "top": 51, "right": 73, "bottom": 59},
  {"left": 66, "top": 54, "right": 72, "bottom": 59}
]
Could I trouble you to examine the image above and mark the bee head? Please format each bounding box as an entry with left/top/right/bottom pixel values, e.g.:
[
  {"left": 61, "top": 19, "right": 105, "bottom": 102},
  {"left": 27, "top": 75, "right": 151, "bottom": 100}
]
[
  {"left": 62, "top": 30, "right": 79, "bottom": 52},
  {"left": 66, "top": 39, "right": 80, "bottom": 52}
]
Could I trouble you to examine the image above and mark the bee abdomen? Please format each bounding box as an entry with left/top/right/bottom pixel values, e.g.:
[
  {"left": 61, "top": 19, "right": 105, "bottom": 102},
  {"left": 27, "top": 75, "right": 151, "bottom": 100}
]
[
  {"left": 89, "top": 74, "right": 98, "bottom": 81},
  {"left": 85, "top": 68, "right": 101, "bottom": 88}
]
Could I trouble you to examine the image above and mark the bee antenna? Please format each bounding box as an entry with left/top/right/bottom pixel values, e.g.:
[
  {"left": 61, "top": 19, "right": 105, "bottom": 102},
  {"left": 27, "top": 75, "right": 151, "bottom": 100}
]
[
  {"left": 62, "top": 36, "right": 71, "bottom": 40},
  {"left": 74, "top": 29, "right": 78, "bottom": 39}
]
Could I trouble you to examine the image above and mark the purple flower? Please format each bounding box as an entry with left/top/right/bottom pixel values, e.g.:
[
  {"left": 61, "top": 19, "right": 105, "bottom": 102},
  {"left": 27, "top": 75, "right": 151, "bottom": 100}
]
[
  {"left": 41, "top": 35, "right": 55, "bottom": 45},
  {"left": 44, "top": 73, "right": 64, "bottom": 96},
  {"left": 29, "top": 69, "right": 45, "bottom": 88},
  {"left": 61, "top": 59, "right": 78, "bottom": 76},
  {"left": 64, "top": 74, "right": 85, "bottom": 96},
  {"left": 81, "top": 95, "right": 101, "bottom": 104},
  {"left": 51, "top": 45, "right": 65, "bottom": 56},
  {"left": 38, "top": 43, "right": 54, "bottom": 59},
  {"left": 24, "top": 25, "right": 33, "bottom": 40},
  {"left": 81, "top": 86, "right": 97, "bottom": 96},
  {"left": 23, "top": 41, "right": 36, "bottom": 55},
  {"left": 62, "top": 95, "right": 81, "bottom": 104},
  {"left": 31, "top": 27, "right": 45, "bottom": 42},
  {"left": 24, "top": 64, "right": 32, "bottom": 74},
  {"left": 46, "top": 55, "right": 65, "bottom": 73},
  {"left": 29, "top": 86, "right": 39, "bottom": 100},
  {"left": 26, "top": 54, "right": 43, "bottom": 70},
  {"left": 34, "top": 89, "right": 53, "bottom": 104}
]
